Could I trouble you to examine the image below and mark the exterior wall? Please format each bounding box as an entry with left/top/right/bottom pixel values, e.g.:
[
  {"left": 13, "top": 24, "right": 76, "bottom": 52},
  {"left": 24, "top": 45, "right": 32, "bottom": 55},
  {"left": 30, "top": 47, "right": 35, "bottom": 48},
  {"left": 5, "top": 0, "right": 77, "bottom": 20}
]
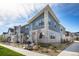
[
  {"left": 30, "top": 28, "right": 62, "bottom": 44},
  {"left": 30, "top": 28, "right": 45, "bottom": 43},
  {"left": 60, "top": 25, "right": 65, "bottom": 42},
  {"left": 10, "top": 35, "right": 16, "bottom": 42},
  {"left": 29, "top": 8, "right": 49, "bottom": 44},
  {"left": 65, "top": 32, "right": 74, "bottom": 42},
  {"left": 21, "top": 24, "right": 30, "bottom": 43},
  {"left": 28, "top": 24, "right": 33, "bottom": 42},
  {"left": 48, "top": 30, "right": 61, "bottom": 43},
  {"left": 2, "top": 5, "right": 66, "bottom": 44},
  {"left": 15, "top": 25, "right": 22, "bottom": 43},
  {"left": 29, "top": 6, "right": 65, "bottom": 44},
  {"left": 48, "top": 12, "right": 60, "bottom": 32},
  {"left": 8, "top": 30, "right": 15, "bottom": 42},
  {"left": 48, "top": 10, "right": 66, "bottom": 43}
]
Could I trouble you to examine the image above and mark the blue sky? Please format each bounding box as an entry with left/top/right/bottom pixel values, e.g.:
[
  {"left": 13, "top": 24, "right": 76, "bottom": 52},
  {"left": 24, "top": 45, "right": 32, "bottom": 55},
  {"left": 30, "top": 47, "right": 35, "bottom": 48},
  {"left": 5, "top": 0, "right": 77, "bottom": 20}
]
[
  {"left": 52, "top": 3, "right": 79, "bottom": 32},
  {"left": 0, "top": 3, "right": 79, "bottom": 34}
]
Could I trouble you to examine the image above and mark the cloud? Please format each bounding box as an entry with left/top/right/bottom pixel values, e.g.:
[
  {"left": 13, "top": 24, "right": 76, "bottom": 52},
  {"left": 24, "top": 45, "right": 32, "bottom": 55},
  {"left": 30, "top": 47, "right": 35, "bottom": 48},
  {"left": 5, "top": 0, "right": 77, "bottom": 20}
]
[{"left": 0, "top": 3, "right": 50, "bottom": 34}]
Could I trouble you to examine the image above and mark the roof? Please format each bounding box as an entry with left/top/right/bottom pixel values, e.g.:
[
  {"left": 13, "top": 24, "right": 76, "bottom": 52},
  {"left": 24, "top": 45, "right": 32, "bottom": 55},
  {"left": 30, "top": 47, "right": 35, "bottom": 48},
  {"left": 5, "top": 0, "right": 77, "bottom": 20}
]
[
  {"left": 8, "top": 28, "right": 14, "bottom": 32},
  {"left": 3, "top": 32, "right": 8, "bottom": 34},
  {"left": 28, "top": 5, "right": 60, "bottom": 24},
  {"left": 21, "top": 24, "right": 29, "bottom": 29}
]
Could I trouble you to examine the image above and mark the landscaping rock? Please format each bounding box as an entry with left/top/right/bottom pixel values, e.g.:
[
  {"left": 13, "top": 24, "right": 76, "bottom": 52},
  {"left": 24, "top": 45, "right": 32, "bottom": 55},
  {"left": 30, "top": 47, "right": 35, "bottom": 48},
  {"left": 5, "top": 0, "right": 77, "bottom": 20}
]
[
  {"left": 42, "top": 48, "right": 48, "bottom": 53},
  {"left": 47, "top": 49, "right": 52, "bottom": 52},
  {"left": 33, "top": 45, "right": 39, "bottom": 50}
]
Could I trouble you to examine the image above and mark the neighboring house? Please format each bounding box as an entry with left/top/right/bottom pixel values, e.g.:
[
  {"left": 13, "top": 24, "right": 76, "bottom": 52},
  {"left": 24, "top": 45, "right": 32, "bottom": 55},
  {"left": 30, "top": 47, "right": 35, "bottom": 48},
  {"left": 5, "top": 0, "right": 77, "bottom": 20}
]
[
  {"left": 8, "top": 28, "right": 15, "bottom": 42},
  {"left": 65, "top": 31, "right": 74, "bottom": 42},
  {"left": 2, "top": 32, "right": 8, "bottom": 42},
  {"left": 73, "top": 32, "right": 79, "bottom": 40}
]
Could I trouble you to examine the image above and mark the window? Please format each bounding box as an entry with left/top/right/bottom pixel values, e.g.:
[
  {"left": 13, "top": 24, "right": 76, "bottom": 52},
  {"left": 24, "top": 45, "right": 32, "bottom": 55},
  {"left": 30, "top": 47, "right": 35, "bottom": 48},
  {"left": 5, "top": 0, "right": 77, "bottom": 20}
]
[
  {"left": 61, "top": 29, "right": 62, "bottom": 31},
  {"left": 39, "top": 22, "right": 44, "bottom": 26},
  {"left": 39, "top": 32, "right": 43, "bottom": 39},
  {"left": 54, "top": 25, "right": 56, "bottom": 28},
  {"left": 49, "top": 21, "right": 51, "bottom": 25},
  {"left": 50, "top": 35, "right": 55, "bottom": 39}
]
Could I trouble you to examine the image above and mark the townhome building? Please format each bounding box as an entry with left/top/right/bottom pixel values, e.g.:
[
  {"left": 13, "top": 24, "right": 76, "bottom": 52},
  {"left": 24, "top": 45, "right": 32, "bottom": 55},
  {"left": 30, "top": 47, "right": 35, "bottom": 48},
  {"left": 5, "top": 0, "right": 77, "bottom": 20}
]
[
  {"left": 24, "top": 5, "right": 66, "bottom": 44},
  {"left": 2, "top": 5, "right": 67, "bottom": 44},
  {"left": 65, "top": 31, "right": 74, "bottom": 42}
]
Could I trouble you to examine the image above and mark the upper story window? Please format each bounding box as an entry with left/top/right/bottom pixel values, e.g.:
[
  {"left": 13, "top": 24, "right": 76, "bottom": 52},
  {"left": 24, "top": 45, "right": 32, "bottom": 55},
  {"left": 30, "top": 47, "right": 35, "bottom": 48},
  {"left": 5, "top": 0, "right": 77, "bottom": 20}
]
[
  {"left": 48, "top": 12, "right": 60, "bottom": 32},
  {"left": 32, "top": 13, "right": 44, "bottom": 30},
  {"left": 39, "top": 19, "right": 44, "bottom": 26}
]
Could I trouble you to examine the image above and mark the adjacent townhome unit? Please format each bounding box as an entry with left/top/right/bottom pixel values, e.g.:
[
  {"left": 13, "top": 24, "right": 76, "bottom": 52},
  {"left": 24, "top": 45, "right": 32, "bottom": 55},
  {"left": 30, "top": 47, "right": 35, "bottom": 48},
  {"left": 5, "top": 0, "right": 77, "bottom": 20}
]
[
  {"left": 8, "top": 28, "right": 16, "bottom": 42},
  {"left": 10, "top": 25, "right": 30, "bottom": 43},
  {"left": 2, "top": 32, "right": 8, "bottom": 42},
  {"left": 13, "top": 25, "right": 22, "bottom": 43},
  {"left": 65, "top": 31, "right": 74, "bottom": 42},
  {"left": 21, "top": 24, "right": 30, "bottom": 43},
  {"left": 73, "top": 32, "right": 79, "bottom": 40}
]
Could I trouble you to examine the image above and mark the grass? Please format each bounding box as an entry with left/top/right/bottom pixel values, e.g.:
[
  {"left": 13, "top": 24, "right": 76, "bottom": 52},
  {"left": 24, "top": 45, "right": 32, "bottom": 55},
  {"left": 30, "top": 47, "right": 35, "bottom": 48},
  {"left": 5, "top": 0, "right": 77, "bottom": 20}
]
[{"left": 0, "top": 45, "right": 24, "bottom": 56}]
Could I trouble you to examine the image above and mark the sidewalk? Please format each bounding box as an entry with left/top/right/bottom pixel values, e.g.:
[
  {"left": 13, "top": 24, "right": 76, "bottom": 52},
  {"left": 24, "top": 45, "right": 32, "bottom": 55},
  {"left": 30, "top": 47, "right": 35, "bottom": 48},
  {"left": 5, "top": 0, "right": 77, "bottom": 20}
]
[
  {"left": 0, "top": 43, "right": 47, "bottom": 56},
  {"left": 58, "top": 41, "right": 79, "bottom": 56}
]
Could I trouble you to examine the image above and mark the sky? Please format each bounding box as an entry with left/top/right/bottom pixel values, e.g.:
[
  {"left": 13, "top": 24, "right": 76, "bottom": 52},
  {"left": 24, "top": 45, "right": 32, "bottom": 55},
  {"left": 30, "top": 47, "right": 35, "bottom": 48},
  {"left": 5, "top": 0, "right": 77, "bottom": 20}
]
[
  {"left": 0, "top": 2, "right": 79, "bottom": 34},
  {"left": 52, "top": 3, "right": 79, "bottom": 32}
]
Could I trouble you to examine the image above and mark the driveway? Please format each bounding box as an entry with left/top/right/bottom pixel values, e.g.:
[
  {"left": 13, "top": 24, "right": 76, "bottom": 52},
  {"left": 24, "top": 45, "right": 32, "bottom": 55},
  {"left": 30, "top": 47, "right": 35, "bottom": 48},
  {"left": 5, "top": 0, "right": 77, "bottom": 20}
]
[{"left": 58, "top": 41, "right": 79, "bottom": 56}]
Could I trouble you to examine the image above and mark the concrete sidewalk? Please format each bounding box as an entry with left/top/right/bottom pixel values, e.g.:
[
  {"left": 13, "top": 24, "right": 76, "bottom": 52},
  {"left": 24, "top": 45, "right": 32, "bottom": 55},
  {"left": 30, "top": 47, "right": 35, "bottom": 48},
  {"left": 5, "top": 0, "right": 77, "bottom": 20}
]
[
  {"left": 0, "top": 43, "right": 47, "bottom": 56},
  {"left": 58, "top": 41, "right": 79, "bottom": 56}
]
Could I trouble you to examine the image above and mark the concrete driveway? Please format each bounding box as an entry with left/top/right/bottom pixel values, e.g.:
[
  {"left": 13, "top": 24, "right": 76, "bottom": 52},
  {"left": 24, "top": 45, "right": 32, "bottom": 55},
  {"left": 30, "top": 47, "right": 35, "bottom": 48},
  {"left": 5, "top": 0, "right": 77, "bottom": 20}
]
[{"left": 58, "top": 41, "right": 79, "bottom": 56}]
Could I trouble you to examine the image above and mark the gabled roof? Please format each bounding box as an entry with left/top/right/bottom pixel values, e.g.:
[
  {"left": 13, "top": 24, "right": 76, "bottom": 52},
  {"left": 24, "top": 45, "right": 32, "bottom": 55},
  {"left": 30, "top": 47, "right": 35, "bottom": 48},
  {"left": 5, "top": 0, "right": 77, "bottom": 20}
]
[
  {"left": 8, "top": 28, "right": 14, "bottom": 32},
  {"left": 3, "top": 32, "right": 8, "bottom": 34},
  {"left": 28, "top": 5, "right": 60, "bottom": 24},
  {"left": 21, "top": 24, "right": 29, "bottom": 29}
]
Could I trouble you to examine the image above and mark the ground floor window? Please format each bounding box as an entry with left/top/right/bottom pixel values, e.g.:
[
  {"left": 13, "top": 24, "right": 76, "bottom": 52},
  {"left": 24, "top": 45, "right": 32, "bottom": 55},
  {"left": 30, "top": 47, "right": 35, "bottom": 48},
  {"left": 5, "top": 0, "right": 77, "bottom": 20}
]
[
  {"left": 39, "top": 32, "right": 43, "bottom": 39},
  {"left": 50, "top": 35, "right": 55, "bottom": 39}
]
